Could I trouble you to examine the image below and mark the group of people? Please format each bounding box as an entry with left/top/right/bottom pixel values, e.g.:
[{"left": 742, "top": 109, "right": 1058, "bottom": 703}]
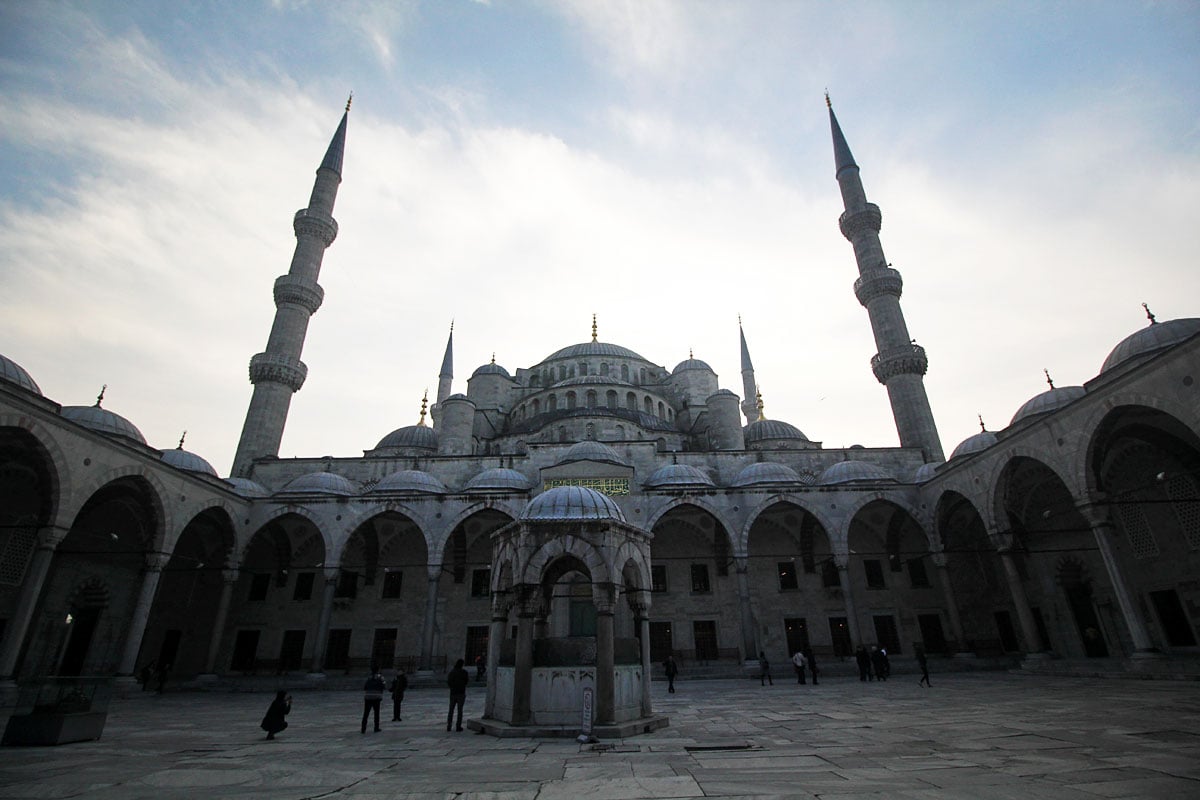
[
  {"left": 668, "top": 645, "right": 932, "bottom": 688},
  {"left": 855, "top": 645, "right": 891, "bottom": 681},
  {"left": 259, "top": 658, "right": 472, "bottom": 740}
]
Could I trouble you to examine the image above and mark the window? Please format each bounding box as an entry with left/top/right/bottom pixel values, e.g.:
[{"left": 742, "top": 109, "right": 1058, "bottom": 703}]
[
  {"left": 293, "top": 572, "right": 314, "bottom": 601},
  {"left": 777, "top": 561, "right": 798, "bottom": 590},
  {"left": 567, "top": 392, "right": 577, "bottom": 409},
  {"left": 690, "top": 563, "right": 711, "bottom": 593},
  {"left": 873, "top": 615, "right": 901, "bottom": 653},
  {"left": 335, "top": 569, "right": 358, "bottom": 599},
  {"left": 248, "top": 573, "right": 270, "bottom": 601},
  {"left": 471, "top": 568, "right": 491, "bottom": 597},
  {"left": 828, "top": 617, "right": 852, "bottom": 657},
  {"left": 279, "top": 630, "right": 305, "bottom": 671},
  {"left": 465, "top": 626, "right": 490, "bottom": 665},
  {"left": 693, "top": 620, "right": 718, "bottom": 661},
  {"left": 863, "top": 559, "right": 885, "bottom": 589},
  {"left": 651, "top": 564, "right": 667, "bottom": 593},
  {"left": 382, "top": 570, "right": 403, "bottom": 599},
  {"left": 325, "top": 629, "right": 351, "bottom": 670},
  {"left": 907, "top": 556, "right": 930, "bottom": 588},
  {"left": 821, "top": 560, "right": 840, "bottom": 588}
]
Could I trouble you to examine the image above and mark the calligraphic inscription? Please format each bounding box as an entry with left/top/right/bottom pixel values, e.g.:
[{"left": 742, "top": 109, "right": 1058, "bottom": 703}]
[{"left": 543, "top": 477, "right": 630, "bottom": 496}]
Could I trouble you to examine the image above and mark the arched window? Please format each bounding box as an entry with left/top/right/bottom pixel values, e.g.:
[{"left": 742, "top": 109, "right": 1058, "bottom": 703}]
[
  {"left": 567, "top": 392, "right": 577, "bottom": 410},
  {"left": 585, "top": 423, "right": 595, "bottom": 440},
  {"left": 579, "top": 362, "right": 588, "bottom": 376},
  {"left": 643, "top": 396, "right": 653, "bottom": 415},
  {"left": 532, "top": 398, "right": 541, "bottom": 415},
  {"left": 606, "top": 390, "right": 617, "bottom": 408},
  {"left": 626, "top": 392, "right": 637, "bottom": 411},
  {"left": 586, "top": 390, "right": 597, "bottom": 408},
  {"left": 530, "top": 374, "right": 540, "bottom": 387},
  {"left": 558, "top": 426, "right": 568, "bottom": 442},
  {"left": 621, "top": 364, "right": 629, "bottom": 381},
  {"left": 548, "top": 394, "right": 558, "bottom": 412},
  {"left": 600, "top": 362, "right": 609, "bottom": 376},
  {"left": 639, "top": 368, "right": 647, "bottom": 384},
  {"left": 559, "top": 366, "right": 567, "bottom": 381},
  {"left": 658, "top": 401, "right": 665, "bottom": 418},
  {"left": 615, "top": 424, "right": 625, "bottom": 439}
]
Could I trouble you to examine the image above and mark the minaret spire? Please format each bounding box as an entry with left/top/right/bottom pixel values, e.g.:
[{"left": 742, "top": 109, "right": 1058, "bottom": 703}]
[
  {"left": 232, "top": 102, "right": 349, "bottom": 477},
  {"left": 437, "top": 320, "right": 454, "bottom": 402},
  {"left": 828, "top": 97, "right": 944, "bottom": 462},
  {"left": 739, "top": 316, "right": 758, "bottom": 424}
]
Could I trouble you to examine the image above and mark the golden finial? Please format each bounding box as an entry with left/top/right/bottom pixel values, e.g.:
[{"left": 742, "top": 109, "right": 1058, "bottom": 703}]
[
  {"left": 591, "top": 313, "right": 598, "bottom": 342},
  {"left": 1142, "top": 302, "right": 1156, "bottom": 324},
  {"left": 1044, "top": 368, "right": 1054, "bottom": 389},
  {"left": 94, "top": 385, "right": 106, "bottom": 407},
  {"left": 978, "top": 414, "right": 986, "bottom": 432},
  {"left": 417, "top": 390, "right": 428, "bottom": 427},
  {"left": 689, "top": 348, "right": 694, "bottom": 359},
  {"left": 345, "top": 92, "right": 353, "bottom": 112},
  {"left": 756, "top": 386, "right": 766, "bottom": 422},
  {"left": 177, "top": 431, "right": 187, "bottom": 450},
  {"left": 824, "top": 90, "right": 831, "bottom": 109},
  {"left": 490, "top": 352, "right": 496, "bottom": 365}
]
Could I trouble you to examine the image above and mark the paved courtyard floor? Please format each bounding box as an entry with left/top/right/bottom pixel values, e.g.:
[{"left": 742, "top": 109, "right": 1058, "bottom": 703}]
[{"left": 1, "top": 672, "right": 1198, "bottom": 799}]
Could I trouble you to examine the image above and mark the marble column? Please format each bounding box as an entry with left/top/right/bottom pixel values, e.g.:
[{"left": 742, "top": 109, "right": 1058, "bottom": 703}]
[
  {"left": 999, "top": 549, "right": 1040, "bottom": 654},
  {"left": 837, "top": 557, "right": 862, "bottom": 647},
  {"left": 0, "top": 526, "right": 64, "bottom": 681},
  {"left": 594, "top": 587, "right": 615, "bottom": 725},
  {"left": 733, "top": 556, "right": 757, "bottom": 660},
  {"left": 512, "top": 598, "right": 535, "bottom": 725},
  {"left": 484, "top": 598, "right": 509, "bottom": 718},
  {"left": 309, "top": 570, "right": 337, "bottom": 673},
  {"left": 636, "top": 601, "right": 652, "bottom": 716},
  {"left": 930, "top": 553, "right": 967, "bottom": 650},
  {"left": 117, "top": 553, "right": 169, "bottom": 676},
  {"left": 1082, "top": 503, "right": 1157, "bottom": 654},
  {"left": 419, "top": 567, "right": 442, "bottom": 671},
  {"left": 201, "top": 569, "right": 240, "bottom": 676}
]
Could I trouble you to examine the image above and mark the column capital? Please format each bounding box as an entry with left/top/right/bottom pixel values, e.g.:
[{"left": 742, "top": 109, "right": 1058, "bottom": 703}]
[
  {"left": 1075, "top": 498, "right": 1114, "bottom": 529},
  {"left": 36, "top": 525, "right": 68, "bottom": 550},
  {"left": 144, "top": 553, "right": 170, "bottom": 571},
  {"left": 222, "top": 568, "right": 241, "bottom": 584},
  {"left": 929, "top": 551, "right": 948, "bottom": 569}
]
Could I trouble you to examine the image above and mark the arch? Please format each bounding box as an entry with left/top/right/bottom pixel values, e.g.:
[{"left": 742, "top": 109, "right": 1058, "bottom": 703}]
[
  {"left": 935, "top": 489, "right": 1008, "bottom": 649},
  {"left": 586, "top": 390, "right": 597, "bottom": 409},
  {"left": 740, "top": 493, "right": 840, "bottom": 552},
  {"left": 522, "top": 536, "right": 610, "bottom": 586},
  {"left": 1074, "top": 392, "right": 1200, "bottom": 495},
  {"left": 0, "top": 418, "right": 69, "bottom": 525},
  {"left": 566, "top": 392, "right": 577, "bottom": 410},
  {"left": 626, "top": 392, "right": 637, "bottom": 411},
  {"left": 646, "top": 495, "right": 737, "bottom": 544},
  {"left": 547, "top": 394, "right": 558, "bottom": 412},
  {"left": 66, "top": 467, "right": 170, "bottom": 552},
  {"left": 992, "top": 455, "right": 1088, "bottom": 542},
  {"left": 251, "top": 504, "right": 334, "bottom": 564}
]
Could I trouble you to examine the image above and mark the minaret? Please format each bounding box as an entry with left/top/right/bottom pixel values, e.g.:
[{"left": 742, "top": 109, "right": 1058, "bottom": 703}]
[
  {"left": 827, "top": 95, "right": 944, "bottom": 462},
  {"left": 231, "top": 98, "right": 350, "bottom": 477},
  {"left": 739, "top": 317, "right": 758, "bottom": 424},
  {"left": 436, "top": 322, "right": 454, "bottom": 404}
]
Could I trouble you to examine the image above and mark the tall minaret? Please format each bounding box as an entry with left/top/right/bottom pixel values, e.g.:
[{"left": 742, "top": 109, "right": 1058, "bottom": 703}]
[
  {"left": 828, "top": 95, "right": 944, "bottom": 462},
  {"left": 231, "top": 98, "right": 350, "bottom": 477},
  {"left": 739, "top": 317, "right": 758, "bottom": 424},
  {"left": 436, "top": 322, "right": 454, "bottom": 404}
]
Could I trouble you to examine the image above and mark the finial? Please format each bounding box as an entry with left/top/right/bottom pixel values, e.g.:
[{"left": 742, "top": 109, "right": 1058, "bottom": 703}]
[
  {"left": 689, "top": 348, "right": 694, "bottom": 359},
  {"left": 177, "top": 430, "right": 187, "bottom": 450},
  {"left": 1044, "top": 368, "right": 1054, "bottom": 389},
  {"left": 756, "top": 386, "right": 766, "bottom": 422},
  {"left": 490, "top": 352, "right": 496, "bottom": 365},
  {"left": 978, "top": 414, "right": 986, "bottom": 432},
  {"left": 1142, "top": 302, "right": 1156, "bottom": 324},
  {"left": 449, "top": 319, "right": 454, "bottom": 333},
  {"left": 417, "top": 390, "right": 428, "bottom": 427},
  {"left": 824, "top": 89, "right": 831, "bottom": 109},
  {"left": 738, "top": 313, "right": 742, "bottom": 326},
  {"left": 591, "top": 313, "right": 598, "bottom": 342},
  {"left": 345, "top": 93, "right": 353, "bottom": 112},
  {"left": 94, "top": 385, "right": 106, "bottom": 407}
]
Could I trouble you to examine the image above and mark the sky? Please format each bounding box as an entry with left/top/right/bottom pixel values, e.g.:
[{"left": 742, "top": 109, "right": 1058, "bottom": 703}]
[{"left": 1, "top": 0, "right": 1198, "bottom": 476}]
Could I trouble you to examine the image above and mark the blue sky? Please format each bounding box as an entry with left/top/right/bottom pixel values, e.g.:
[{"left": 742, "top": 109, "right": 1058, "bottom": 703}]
[{"left": 1, "top": 0, "right": 1198, "bottom": 474}]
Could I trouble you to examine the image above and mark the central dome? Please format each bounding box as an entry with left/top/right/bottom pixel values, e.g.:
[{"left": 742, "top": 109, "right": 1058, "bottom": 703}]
[
  {"left": 520, "top": 486, "right": 626, "bottom": 522},
  {"left": 542, "top": 341, "right": 647, "bottom": 363}
]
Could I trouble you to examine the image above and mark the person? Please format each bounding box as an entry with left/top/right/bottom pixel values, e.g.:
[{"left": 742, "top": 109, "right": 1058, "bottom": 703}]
[
  {"left": 362, "top": 669, "right": 385, "bottom": 733},
  {"left": 758, "top": 651, "right": 772, "bottom": 686},
  {"left": 855, "top": 645, "right": 873, "bottom": 682},
  {"left": 139, "top": 659, "right": 156, "bottom": 691},
  {"left": 474, "top": 654, "right": 485, "bottom": 682},
  {"left": 805, "top": 647, "right": 819, "bottom": 686},
  {"left": 663, "top": 654, "right": 678, "bottom": 693},
  {"left": 260, "top": 690, "right": 291, "bottom": 740},
  {"left": 791, "top": 649, "right": 807, "bottom": 684},
  {"left": 447, "top": 658, "right": 469, "bottom": 732},
  {"left": 390, "top": 670, "right": 408, "bottom": 721},
  {"left": 871, "top": 646, "right": 889, "bottom": 681},
  {"left": 155, "top": 661, "right": 171, "bottom": 694},
  {"left": 916, "top": 645, "right": 931, "bottom": 687}
]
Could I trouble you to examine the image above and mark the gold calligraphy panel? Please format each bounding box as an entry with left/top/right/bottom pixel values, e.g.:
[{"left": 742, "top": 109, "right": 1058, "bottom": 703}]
[{"left": 543, "top": 477, "right": 631, "bottom": 496}]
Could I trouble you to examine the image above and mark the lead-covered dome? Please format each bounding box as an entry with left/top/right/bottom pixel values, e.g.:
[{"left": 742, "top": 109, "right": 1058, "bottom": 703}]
[
  {"left": 62, "top": 404, "right": 147, "bottom": 445},
  {"left": 520, "top": 486, "right": 626, "bottom": 522},
  {"left": 275, "top": 471, "right": 356, "bottom": 496},
  {"left": 1101, "top": 317, "right": 1200, "bottom": 374},
  {"left": 0, "top": 353, "right": 42, "bottom": 395},
  {"left": 471, "top": 362, "right": 512, "bottom": 379},
  {"left": 645, "top": 464, "right": 716, "bottom": 488},
  {"left": 161, "top": 447, "right": 218, "bottom": 477},
  {"left": 225, "top": 477, "right": 270, "bottom": 497},
  {"left": 465, "top": 468, "right": 531, "bottom": 492},
  {"left": 543, "top": 341, "right": 646, "bottom": 363},
  {"left": 369, "top": 469, "right": 447, "bottom": 494},
  {"left": 819, "top": 460, "right": 893, "bottom": 485},
  {"left": 731, "top": 462, "right": 812, "bottom": 487},
  {"left": 1010, "top": 385, "right": 1086, "bottom": 425},
  {"left": 911, "top": 461, "right": 944, "bottom": 483},
  {"left": 672, "top": 357, "right": 714, "bottom": 374},
  {"left": 373, "top": 424, "right": 438, "bottom": 452},
  {"left": 744, "top": 419, "right": 810, "bottom": 444},
  {"left": 557, "top": 440, "right": 629, "bottom": 467},
  {"left": 949, "top": 430, "right": 999, "bottom": 460}
]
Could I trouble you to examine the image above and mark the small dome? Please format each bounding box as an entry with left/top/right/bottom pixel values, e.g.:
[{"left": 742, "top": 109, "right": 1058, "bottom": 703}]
[
  {"left": 369, "top": 469, "right": 447, "bottom": 494},
  {"left": 645, "top": 464, "right": 715, "bottom": 488},
  {"left": 744, "top": 419, "right": 809, "bottom": 443},
  {"left": 1010, "top": 385, "right": 1087, "bottom": 425},
  {"left": 1101, "top": 317, "right": 1200, "bottom": 374},
  {"left": 225, "top": 477, "right": 270, "bottom": 497},
  {"left": 471, "top": 362, "right": 512, "bottom": 379},
  {"left": 709, "top": 389, "right": 738, "bottom": 398},
  {"left": 520, "top": 486, "right": 626, "bottom": 522},
  {"left": 911, "top": 462, "right": 945, "bottom": 483},
  {"left": 465, "top": 468, "right": 531, "bottom": 492},
  {"left": 160, "top": 447, "right": 218, "bottom": 477},
  {"left": 731, "top": 462, "right": 812, "bottom": 487},
  {"left": 949, "top": 431, "right": 999, "bottom": 460},
  {"left": 543, "top": 341, "right": 647, "bottom": 363},
  {"left": 62, "top": 404, "right": 147, "bottom": 445},
  {"left": 672, "top": 357, "right": 714, "bottom": 374},
  {"left": 558, "top": 440, "right": 629, "bottom": 467},
  {"left": 275, "top": 471, "right": 356, "bottom": 496},
  {"left": 819, "top": 460, "right": 893, "bottom": 485},
  {"left": 373, "top": 424, "right": 438, "bottom": 452},
  {"left": 0, "top": 353, "right": 42, "bottom": 395}
]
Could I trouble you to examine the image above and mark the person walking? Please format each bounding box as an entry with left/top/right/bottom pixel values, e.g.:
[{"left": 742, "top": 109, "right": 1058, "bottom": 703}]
[
  {"left": 663, "top": 654, "right": 678, "bottom": 693},
  {"left": 390, "top": 671, "right": 408, "bottom": 721},
  {"left": 362, "top": 669, "right": 385, "bottom": 733},
  {"left": 260, "top": 690, "right": 291, "bottom": 740},
  {"left": 791, "top": 649, "right": 807, "bottom": 684},
  {"left": 758, "top": 651, "right": 773, "bottom": 686},
  {"left": 805, "top": 647, "right": 820, "bottom": 686},
  {"left": 855, "top": 645, "right": 873, "bottom": 681},
  {"left": 871, "top": 646, "right": 889, "bottom": 681},
  {"left": 916, "top": 645, "right": 931, "bottom": 687},
  {"left": 446, "top": 658, "right": 469, "bottom": 732}
]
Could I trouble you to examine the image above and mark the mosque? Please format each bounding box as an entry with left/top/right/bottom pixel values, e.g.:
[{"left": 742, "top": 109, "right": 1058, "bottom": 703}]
[{"left": 1, "top": 98, "right": 1197, "bottom": 722}]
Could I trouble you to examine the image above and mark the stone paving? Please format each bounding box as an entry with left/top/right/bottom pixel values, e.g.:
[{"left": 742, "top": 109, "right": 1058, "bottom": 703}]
[{"left": 1, "top": 672, "right": 1198, "bottom": 799}]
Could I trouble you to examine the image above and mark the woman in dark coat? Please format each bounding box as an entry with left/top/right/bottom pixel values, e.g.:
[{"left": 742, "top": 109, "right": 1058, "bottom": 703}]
[{"left": 261, "top": 690, "right": 291, "bottom": 739}]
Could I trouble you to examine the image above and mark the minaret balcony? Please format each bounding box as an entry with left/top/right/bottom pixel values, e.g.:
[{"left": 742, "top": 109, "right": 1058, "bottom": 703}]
[
  {"left": 870, "top": 344, "right": 928, "bottom": 384},
  {"left": 853, "top": 266, "right": 904, "bottom": 306},
  {"left": 273, "top": 275, "right": 325, "bottom": 314},
  {"left": 249, "top": 352, "right": 308, "bottom": 392},
  {"left": 838, "top": 203, "right": 881, "bottom": 240},
  {"left": 293, "top": 208, "right": 338, "bottom": 246}
]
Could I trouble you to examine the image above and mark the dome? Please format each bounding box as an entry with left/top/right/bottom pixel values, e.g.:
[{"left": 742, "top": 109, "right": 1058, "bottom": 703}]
[
  {"left": 0, "top": 353, "right": 42, "bottom": 395},
  {"left": 465, "top": 468, "right": 531, "bottom": 492},
  {"left": 275, "top": 471, "right": 356, "bottom": 496},
  {"left": 373, "top": 424, "right": 438, "bottom": 451},
  {"left": 551, "top": 375, "right": 629, "bottom": 388},
  {"left": 520, "top": 486, "right": 626, "bottom": 522},
  {"left": 911, "top": 462, "right": 945, "bottom": 483},
  {"left": 1010, "top": 385, "right": 1086, "bottom": 425},
  {"left": 160, "top": 447, "right": 218, "bottom": 477},
  {"left": 543, "top": 341, "right": 647, "bottom": 363},
  {"left": 557, "top": 440, "right": 629, "bottom": 467},
  {"left": 949, "top": 430, "right": 999, "bottom": 460},
  {"left": 818, "top": 460, "right": 893, "bottom": 485},
  {"left": 1101, "top": 317, "right": 1200, "bottom": 374},
  {"left": 471, "top": 362, "right": 512, "bottom": 379},
  {"left": 443, "top": 393, "right": 470, "bottom": 402},
  {"left": 731, "top": 462, "right": 812, "bottom": 487},
  {"left": 672, "top": 357, "right": 714, "bottom": 374},
  {"left": 225, "top": 477, "right": 270, "bottom": 497},
  {"left": 369, "top": 469, "right": 447, "bottom": 494},
  {"left": 744, "top": 419, "right": 809, "bottom": 444},
  {"left": 645, "top": 464, "right": 715, "bottom": 488},
  {"left": 61, "top": 404, "right": 147, "bottom": 445}
]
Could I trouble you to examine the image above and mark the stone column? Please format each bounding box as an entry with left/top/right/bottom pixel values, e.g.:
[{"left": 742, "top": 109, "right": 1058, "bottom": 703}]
[
  {"left": 117, "top": 553, "right": 170, "bottom": 676},
  {"left": 594, "top": 587, "right": 616, "bottom": 725},
  {"left": 1081, "top": 503, "right": 1158, "bottom": 655},
  {"left": 733, "top": 556, "right": 757, "bottom": 661},
  {"left": 0, "top": 526, "right": 64, "bottom": 681},
  {"left": 309, "top": 570, "right": 337, "bottom": 674},
  {"left": 930, "top": 553, "right": 967, "bottom": 652},
  {"left": 419, "top": 566, "right": 443, "bottom": 671},
  {"left": 998, "top": 548, "right": 1041, "bottom": 656},
  {"left": 484, "top": 596, "right": 509, "bottom": 718},
  {"left": 634, "top": 596, "right": 652, "bottom": 716},
  {"left": 200, "top": 569, "right": 240, "bottom": 676},
  {"left": 837, "top": 556, "right": 862, "bottom": 647},
  {"left": 512, "top": 593, "right": 536, "bottom": 725}
]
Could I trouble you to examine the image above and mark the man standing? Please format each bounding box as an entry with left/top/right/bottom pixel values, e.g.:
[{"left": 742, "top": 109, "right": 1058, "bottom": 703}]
[
  {"left": 758, "top": 651, "right": 773, "bottom": 686},
  {"left": 791, "top": 649, "right": 807, "bottom": 684},
  {"left": 663, "top": 654, "right": 678, "bottom": 693},
  {"left": 390, "top": 670, "right": 408, "bottom": 721},
  {"left": 362, "top": 669, "right": 385, "bottom": 733},
  {"left": 447, "top": 658, "right": 469, "bottom": 732}
]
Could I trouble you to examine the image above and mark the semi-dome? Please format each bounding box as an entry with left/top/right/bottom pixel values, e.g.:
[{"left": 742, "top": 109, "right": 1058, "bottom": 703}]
[
  {"left": 0, "top": 353, "right": 42, "bottom": 395},
  {"left": 1101, "top": 317, "right": 1200, "bottom": 374},
  {"left": 520, "top": 486, "right": 626, "bottom": 522},
  {"left": 645, "top": 464, "right": 716, "bottom": 488},
  {"left": 225, "top": 477, "right": 270, "bottom": 497},
  {"left": 61, "top": 404, "right": 147, "bottom": 445},
  {"left": 731, "top": 462, "right": 812, "bottom": 487},
  {"left": 1010, "top": 385, "right": 1086, "bottom": 425},
  {"left": 949, "top": 430, "right": 999, "bottom": 460},
  {"left": 911, "top": 461, "right": 945, "bottom": 483},
  {"left": 275, "top": 471, "right": 356, "bottom": 496},
  {"left": 471, "top": 362, "right": 512, "bottom": 379},
  {"left": 819, "top": 460, "right": 893, "bottom": 485},
  {"left": 160, "top": 447, "right": 218, "bottom": 477},
  {"left": 373, "top": 424, "right": 438, "bottom": 451},
  {"left": 672, "top": 357, "right": 714, "bottom": 374},
  {"left": 557, "top": 440, "right": 629, "bottom": 466},
  {"left": 744, "top": 418, "right": 809, "bottom": 444},
  {"left": 369, "top": 469, "right": 447, "bottom": 494},
  {"left": 465, "top": 468, "right": 531, "bottom": 492}
]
